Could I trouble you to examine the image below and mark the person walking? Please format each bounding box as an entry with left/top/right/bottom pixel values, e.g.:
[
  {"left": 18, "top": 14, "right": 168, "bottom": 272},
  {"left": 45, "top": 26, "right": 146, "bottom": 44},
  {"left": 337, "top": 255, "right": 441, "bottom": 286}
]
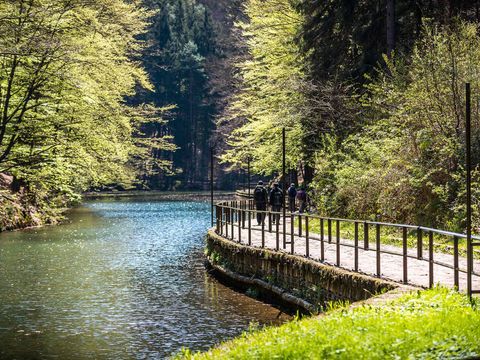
[
  {"left": 269, "top": 182, "right": 284, "bottom": 224},
  {"left": 297, "top": 186, "right": 307, "bottom": 214},
  {"left": 287, "top": 183, "right": 297, "bottom": 213},
  {"left": 253, "top": 180, "right": 268, "bottom": 225}
]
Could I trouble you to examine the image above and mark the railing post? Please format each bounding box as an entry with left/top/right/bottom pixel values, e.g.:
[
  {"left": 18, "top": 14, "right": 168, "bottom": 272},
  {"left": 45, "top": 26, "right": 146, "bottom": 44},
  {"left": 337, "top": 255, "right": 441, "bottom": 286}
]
[
  {"left": 248, "top": 209, "right": 252, "bottom": 246},
  {"left": 268, "top": 211, "right": 272, "bottom": 233},
  {"left": 230, "top": 204, "right": 234, "bottom": 240},
  {"left": 290, "top": 213, "right": 295, "bottom": 254},
  {"left": 364, "top": 222, "right": 369, "bottom": 250},
  {"left": 429, "top": 231, "right": 434, "bottom": 288},
  {"left": 225, "top": 207, "right": 229, "bottom": 238},
  {"left": 216, "top": 205, "right": 220, "bottom": 233},
  {"left": 376, "top": 224, "right": 381, "bottom": 277},
  {"left": 261, "top": 216, "right": 265, "bottom": 248},
  {"left": 305, "top": 216, "right": 309, "bottom": 258},
  {"left": 402, "top": 227, "right": 408, "bottom": 284},
  {"left": 417, "top": 228, "right": 423, "bottom": 259},
  {"left": 454, "top": 236, "right": 459, "bottom": 289},
  {"left": 276, "top": 218, "right": 280, "bottom": 250},
  {"left": 328, "top": 219, "right": 332, "bottom": 244},
  {"left": 299, "top": 215, "right": 302, "bottom": 237},
  {"left": 242, "top": 201, "right": 246, "bottom": 229},
  {"left": 354, "top": 222, "right": 359, "bottom": 271},
  {"left": 217, "top": 205, "right": 221, "bottom": 235},
  {"left": 320, "top": 218, "right": 325, "bottom": 261},
  {"left": 238, "top": 208, "right": 242, "bottom": 243},
  {"left": 336, "top": 220, "right": 340, "bottom": 266}
]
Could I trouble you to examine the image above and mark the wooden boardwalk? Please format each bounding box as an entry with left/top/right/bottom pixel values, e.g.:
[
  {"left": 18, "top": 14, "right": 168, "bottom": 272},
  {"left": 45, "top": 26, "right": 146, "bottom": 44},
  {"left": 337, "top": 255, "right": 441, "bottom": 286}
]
[{"left": 218, "top": 218, "right": 480, "bottom": 293}]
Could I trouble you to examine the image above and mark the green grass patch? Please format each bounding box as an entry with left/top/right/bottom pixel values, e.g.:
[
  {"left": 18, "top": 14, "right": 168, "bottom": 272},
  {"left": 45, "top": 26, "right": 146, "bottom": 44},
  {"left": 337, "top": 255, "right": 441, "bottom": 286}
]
[{"left": 177, "top": 288, "right": 480, "bottom": 359}]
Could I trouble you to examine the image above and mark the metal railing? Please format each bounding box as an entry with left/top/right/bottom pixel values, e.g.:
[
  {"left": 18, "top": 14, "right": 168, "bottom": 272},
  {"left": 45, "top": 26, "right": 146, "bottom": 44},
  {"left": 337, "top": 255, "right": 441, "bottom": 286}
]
[{"left": 214, "top": 200, "right": 480, "bottom": 296}]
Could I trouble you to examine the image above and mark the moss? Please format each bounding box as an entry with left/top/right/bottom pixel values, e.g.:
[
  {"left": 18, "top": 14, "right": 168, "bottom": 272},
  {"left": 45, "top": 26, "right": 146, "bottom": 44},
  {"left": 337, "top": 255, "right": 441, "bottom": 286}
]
[{"left": 205, "top": 229, "right": 398, "bottom": 308}]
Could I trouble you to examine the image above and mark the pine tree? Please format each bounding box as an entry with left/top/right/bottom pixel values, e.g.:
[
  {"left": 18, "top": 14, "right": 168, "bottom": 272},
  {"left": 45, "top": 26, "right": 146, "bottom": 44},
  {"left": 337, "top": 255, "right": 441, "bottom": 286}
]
[{"left": 136, "top": 0, "right": 216, "bottom": 189}]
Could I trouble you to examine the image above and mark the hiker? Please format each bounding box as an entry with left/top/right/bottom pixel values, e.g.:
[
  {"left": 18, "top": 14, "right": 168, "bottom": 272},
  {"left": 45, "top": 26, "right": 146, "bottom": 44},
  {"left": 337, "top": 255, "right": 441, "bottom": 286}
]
[
  {"left": 287, "top": 183, "right": 297, "bottom": 213},
  {"left": 297, "top": 186, "right": 307, "bottom": 214},
  {"left": 269, "top": 182, "right": 284, "bottom": 224},
  {"left": 253, "top": 180, "right": 268, "bottom": 225}
]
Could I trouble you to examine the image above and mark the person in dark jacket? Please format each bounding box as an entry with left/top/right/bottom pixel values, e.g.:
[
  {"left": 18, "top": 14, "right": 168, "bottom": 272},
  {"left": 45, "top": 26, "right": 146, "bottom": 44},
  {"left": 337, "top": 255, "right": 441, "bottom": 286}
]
[
  {"left": 253, "top": 180, "right": 268, "bottom": 225},
  {"left": 287, "top": 183, "right": 297, "bottom": 212},
  {"left": 297, "top": 186, "right": 307, "bottom": 214},
  {"left": 269, "top": 182, "right": 284, "bottom": 224}
]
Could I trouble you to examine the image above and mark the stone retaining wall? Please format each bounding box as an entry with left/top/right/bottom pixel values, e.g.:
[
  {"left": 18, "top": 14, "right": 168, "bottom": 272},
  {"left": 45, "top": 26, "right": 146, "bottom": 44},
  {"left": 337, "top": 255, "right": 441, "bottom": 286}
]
[{"left": 206, "top": 229, "right": 400, "bottom": 312}]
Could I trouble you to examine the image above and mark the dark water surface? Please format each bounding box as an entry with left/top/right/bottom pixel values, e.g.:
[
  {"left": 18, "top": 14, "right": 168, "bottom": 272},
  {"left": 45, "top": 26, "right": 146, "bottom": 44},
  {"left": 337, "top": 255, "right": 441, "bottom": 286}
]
[{"left": 0, "top": 199, "right": 290, "bottom": 359}]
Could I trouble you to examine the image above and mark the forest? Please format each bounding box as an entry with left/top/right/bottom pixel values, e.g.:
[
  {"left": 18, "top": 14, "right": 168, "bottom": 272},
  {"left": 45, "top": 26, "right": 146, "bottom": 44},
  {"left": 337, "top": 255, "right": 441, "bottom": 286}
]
[
  {"left": 1, "top": 0, "right": 480, "bottom": 232},
  {"left": 218, "top": 0, "right": 480, "bottom": 233}
]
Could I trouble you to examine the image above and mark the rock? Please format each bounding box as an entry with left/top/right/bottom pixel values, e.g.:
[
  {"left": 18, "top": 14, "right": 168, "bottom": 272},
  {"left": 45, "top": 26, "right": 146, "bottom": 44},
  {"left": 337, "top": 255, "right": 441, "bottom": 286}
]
[{"left": 0, "top": 173, "right": 13, "bottom": 189}]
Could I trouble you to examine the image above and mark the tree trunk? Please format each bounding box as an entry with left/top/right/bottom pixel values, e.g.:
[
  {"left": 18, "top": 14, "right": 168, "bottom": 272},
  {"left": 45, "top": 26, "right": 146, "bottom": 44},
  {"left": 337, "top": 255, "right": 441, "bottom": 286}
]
[{"left": 386, "top": 0, "right": 395, "bottom": 56}]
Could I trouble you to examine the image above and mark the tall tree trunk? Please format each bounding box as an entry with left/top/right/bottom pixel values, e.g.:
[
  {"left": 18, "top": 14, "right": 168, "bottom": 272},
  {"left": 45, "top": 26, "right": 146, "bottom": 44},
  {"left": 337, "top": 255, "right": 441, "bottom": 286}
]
[{"left": 386, "top": 0, "right": 395, "bottom": 56}]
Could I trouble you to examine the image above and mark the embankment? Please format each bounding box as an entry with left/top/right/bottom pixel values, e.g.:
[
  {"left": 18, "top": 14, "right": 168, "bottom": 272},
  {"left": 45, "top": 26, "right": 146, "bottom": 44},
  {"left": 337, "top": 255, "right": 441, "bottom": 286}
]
[
  {"left": 0, "top": 174, "right": 63, "bottom": 232},
  {"left": 205, "top": 229, "right": 400, "bottom": 313}
]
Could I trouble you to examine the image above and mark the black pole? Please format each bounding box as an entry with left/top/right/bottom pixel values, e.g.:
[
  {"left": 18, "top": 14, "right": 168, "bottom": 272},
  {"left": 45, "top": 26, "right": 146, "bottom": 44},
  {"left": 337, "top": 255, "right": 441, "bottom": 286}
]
[
  {"left": 466, "top": 83, "right": 473, "bottom": 297},
  {"left": 210, "top": 146, "right": 214, "bottom": 227},
  {"left": 247, "top": 156, "right": 251, "bottom": 197},
  {"left": 282, "top": 128, "right": 286, "bottom": 248},
  {"left": 282, "top": 128, "right": 286, "bottom": 192}
]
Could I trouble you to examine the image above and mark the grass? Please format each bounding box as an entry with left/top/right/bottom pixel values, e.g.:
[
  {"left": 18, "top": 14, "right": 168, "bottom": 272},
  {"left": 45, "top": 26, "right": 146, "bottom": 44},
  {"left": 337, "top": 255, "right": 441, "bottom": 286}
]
[{"left": 177, "top": 288, "right": 480, "bottom": 359}]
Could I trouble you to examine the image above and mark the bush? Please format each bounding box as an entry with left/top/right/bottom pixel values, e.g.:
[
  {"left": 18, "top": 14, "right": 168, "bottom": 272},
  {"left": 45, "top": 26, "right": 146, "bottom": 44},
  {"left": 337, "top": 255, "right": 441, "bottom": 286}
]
[{"left": 311, "top": 21, "right": 480, "bottom": 231}]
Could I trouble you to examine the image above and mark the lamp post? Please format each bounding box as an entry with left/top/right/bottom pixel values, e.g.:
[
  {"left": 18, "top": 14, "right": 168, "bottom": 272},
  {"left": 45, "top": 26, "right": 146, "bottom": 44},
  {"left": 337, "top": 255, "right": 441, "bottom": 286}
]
[
  {"left": 282, "top": 127, "right": 287, "bottom": 248},
  {"left": 247, "top": 156, "right": 251, "bottom": 197},
  {"left": 466, "top": 83, "right": 473, "bottom": 297},
  {"left": 210, "top": 146, "right": 215, "bottom": 227}
]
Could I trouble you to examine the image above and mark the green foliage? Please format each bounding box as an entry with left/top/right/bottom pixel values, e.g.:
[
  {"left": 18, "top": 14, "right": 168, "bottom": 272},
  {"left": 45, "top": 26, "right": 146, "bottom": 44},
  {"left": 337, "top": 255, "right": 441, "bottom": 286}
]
[
  {"left": 178, "top": 288, "right": 480, "bottom": 359},
  {"left": 220, "top": 0, "right": 306, "bottom": 175},
  {"left": 0, "top": 0, "right": 173, "bottom": 206},
  {"left": 312, "top": 21, "right": 480, "bottom": 230},
  {"left": 137, "top": 0, "right": 216, "bottom": 188},
  {"left": 297, "top": 0, "right": 480, "bottom": 82}
]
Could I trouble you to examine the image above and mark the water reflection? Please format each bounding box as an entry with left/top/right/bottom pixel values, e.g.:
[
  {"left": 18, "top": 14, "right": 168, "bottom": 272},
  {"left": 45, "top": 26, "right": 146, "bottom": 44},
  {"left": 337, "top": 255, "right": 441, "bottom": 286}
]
[{"left": 0, "top": 198, "right": 290, "bottom": 359}]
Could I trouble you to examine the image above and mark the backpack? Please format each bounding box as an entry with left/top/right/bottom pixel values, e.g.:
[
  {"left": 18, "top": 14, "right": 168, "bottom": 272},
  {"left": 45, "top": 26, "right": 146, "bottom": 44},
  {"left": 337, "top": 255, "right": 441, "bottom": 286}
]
[
  {"left": 288, "top": 187, "right": 297, "bottom": 198},
  {"left": 272, "top": 189, "right": 283, "bottom": 206},
  {"left": 297, "top": 190, "right": 307, "bottom": 201},
  {"left": 254, "top": 187, "right": 266, "bottom": 202}
]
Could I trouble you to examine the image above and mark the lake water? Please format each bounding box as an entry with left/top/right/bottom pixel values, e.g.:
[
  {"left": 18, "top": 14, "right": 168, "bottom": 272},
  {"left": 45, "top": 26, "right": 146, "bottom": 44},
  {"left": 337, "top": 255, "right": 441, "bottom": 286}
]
[{"left": 0, "top": 198, "right": 290, "bottom": 359}]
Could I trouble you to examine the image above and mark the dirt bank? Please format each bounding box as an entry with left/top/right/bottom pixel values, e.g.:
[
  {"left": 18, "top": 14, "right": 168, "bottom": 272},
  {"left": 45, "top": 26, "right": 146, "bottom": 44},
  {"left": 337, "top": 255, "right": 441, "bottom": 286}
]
[{"left": 0, "top": 173, "right": 63, "bottom": 232}]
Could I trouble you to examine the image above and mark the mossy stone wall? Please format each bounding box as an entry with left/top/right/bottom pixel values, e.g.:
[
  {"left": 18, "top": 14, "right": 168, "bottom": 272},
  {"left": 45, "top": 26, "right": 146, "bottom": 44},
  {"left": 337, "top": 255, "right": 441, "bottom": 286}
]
[{"left": 206, "top": 230, "right": 398, "bottom": 308}]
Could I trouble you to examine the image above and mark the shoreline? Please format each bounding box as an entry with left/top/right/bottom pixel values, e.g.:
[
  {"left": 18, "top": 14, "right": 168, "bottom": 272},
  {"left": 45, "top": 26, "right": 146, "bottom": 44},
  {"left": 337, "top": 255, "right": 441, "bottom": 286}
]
[
  {"left": 1, "top": 191, "right": 234, "bottom": 233},
  {"left": 82, "top": 190, "right": 235, "bottom": 200}
]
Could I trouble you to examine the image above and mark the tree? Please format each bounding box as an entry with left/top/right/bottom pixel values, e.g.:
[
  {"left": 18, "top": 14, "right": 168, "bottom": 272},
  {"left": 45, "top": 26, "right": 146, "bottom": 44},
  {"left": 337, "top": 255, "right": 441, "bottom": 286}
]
[
  {"left": 297, "top": 0, "right": 480, "bottom": 83},
  {"left": 0, "top": 0, "right": 172, "bottom": 202},
  {"left": 311, "top": 21, "right": 480, "bottom": 230},
  {"left": 135, "top": 0, "right": 216, "bottom": 189},
  {"left": 220, "top": 0, "right": 306, "bottom": 178}
]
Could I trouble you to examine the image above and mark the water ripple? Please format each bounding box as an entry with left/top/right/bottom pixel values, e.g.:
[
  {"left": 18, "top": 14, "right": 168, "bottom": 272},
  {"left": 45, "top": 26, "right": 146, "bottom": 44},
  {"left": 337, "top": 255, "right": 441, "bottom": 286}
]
[{"left": 0, "top": 198, "right": 290, "bottom": 359}]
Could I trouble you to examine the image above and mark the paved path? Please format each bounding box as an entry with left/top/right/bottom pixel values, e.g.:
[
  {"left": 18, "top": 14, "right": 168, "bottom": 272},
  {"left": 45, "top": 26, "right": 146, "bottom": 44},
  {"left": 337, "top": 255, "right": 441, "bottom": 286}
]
[{"left": 218, "top": 219, "right": 480, "bottom": 293}]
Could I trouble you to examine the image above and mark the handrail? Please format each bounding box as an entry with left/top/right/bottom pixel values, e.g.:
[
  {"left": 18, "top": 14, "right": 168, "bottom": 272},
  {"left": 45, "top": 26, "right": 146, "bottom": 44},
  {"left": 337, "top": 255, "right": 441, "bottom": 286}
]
[
  {"left": 216, "top": 200, "right": 480, "bottom": 240},
  {"left": 213, "top": 199, "right": 479, "bottom": 296}
]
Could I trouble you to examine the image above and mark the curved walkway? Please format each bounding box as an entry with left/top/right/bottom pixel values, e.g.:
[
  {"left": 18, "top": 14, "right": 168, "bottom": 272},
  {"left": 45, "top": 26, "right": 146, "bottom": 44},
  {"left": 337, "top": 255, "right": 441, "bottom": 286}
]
[{"left": 216, "top": 209, "right": 480, "bottom": 293}]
